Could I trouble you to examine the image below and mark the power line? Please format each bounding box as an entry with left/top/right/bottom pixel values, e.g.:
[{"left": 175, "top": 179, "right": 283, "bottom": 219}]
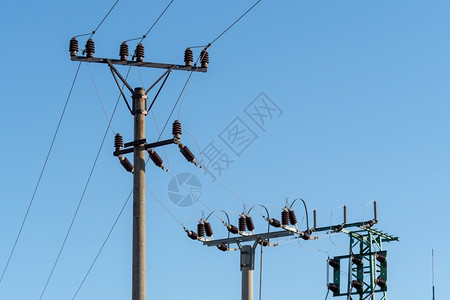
[
  {"left": 166, "top": 0, "right": 263, "bottom": 133},
  {"left": 139, "top": 0, "right": 174, "bottom": 43},
  {"left": 210, "top": 0, "right": 262, "bottom": 46},
  {"left": 90, "top": 0, "right": 120, "bottom": 39},
  {"left": 1, "top": 0, "right": 121, "bottom": 288},
  {"left": 68, "top": 2, "right": 179, "bottom": 291},
  {"left": 146, "top": 186, "right": 184, "bottom": 228},
  {"left": 125, "top": 0, "right": 175, "bottom": 43},
  {"left": 65, "top": 2, "right": 262, "bottom": 297},
  {"left": 71, "top": 190, "right": 132, "bottom": 300},
  {"left": 87, "top": 64, "right": 116, "bottom": 135},
  {"left": 38, "top": 71, "right": 124, "bottom": 299},
  {"left": 0, "top": 62, "right": 82, "bottom": 286}
]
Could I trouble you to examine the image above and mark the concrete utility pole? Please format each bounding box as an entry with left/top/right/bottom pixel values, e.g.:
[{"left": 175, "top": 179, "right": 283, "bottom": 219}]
[
  {"left": 132, "top": 88, "right": 147, "bottom": 300},
  {"left": 194, "top": 201, "right": 398, "bottom": 300},
  {"left": 69, "top": 37, "right": 208, "bottom": 300},
  {"left": 241, "top": 245, "right": 255, "bottom": 300}
]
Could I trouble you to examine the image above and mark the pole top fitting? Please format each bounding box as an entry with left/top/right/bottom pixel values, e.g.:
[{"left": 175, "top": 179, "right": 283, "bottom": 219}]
[{"left": 133, "top": 87, "right": 147, "bottom": 98}]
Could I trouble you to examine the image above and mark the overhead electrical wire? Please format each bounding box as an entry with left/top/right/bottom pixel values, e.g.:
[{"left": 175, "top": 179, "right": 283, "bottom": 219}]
[
  {"left": 38, "top": 68, "right": 127, "bottom": 300},
  {"left": 71, "top": 190, "right": 132, "bottom": 300},
  {"left": 0, "top": 62, "right": 82, "bottom": 286},
  {"left": 0, "top": 0, "right": 121, "bottom": 289},
  {"left": 71, "top": 67, "right": 168, "bottom": 299},
  {"left": 328, "top": 205, "right": 348, "bottom": 252},
  {"left": 67, "top": 1, "right": 263, "bottom": 296},
  {"left": 209, "top": 0, "right": 262, "bottom": 46},
  {"left": 178, "top": 125, "right": 266, "bottom": 218},
  {"left": 162, "top": 0, "right": 263, "bottom": 135},
  {"left": 136, "top": 68, "right": 173, "bottom": 169},
  {"left": 88, "top": 64, "right": 116, "bottom": 135},
  {"left": 125, "top": 0, "right": 175, "bottom": 43},
  {"left": 146, "top": 186, "right": 184, "bottom": 228},
  {"left": 68, "top": 2, "right": 180, "bottom": 294},
  {"left": 89, "top": 0, "right": 120, "bottom": 39}
]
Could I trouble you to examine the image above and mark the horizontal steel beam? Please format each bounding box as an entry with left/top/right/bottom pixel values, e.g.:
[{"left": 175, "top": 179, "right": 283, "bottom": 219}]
[
  {"left": 144, "top": 138, "right": 176, "bottom": 149},
  {"left": 312, "top": 220, "right": 378, "bottom": 233},
  {"left": 113, "top": 138, "right": 176, "bottom": 156},
  {"left": 203, "top": 230, "right": 295, "bottom": 247},
  {"left": 71, "top": 56, "right": 207, "bottom": 72}
]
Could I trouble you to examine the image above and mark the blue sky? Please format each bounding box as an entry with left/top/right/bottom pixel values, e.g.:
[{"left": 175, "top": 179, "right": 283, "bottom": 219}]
[{"left": 1, "top": 1, "right": 449, "bottom": 299}]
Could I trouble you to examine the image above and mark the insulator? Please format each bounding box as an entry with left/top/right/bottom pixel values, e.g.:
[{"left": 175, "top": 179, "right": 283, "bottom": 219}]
[
  {"left": 366, "top": 220, "right": 375, "bottom": 228},
  {"left": 204, "top": 221, "right": 213, "bottom": 237},
  {"left": 172, "top": 120, "right": 182, "bottom": 138},
  {"left": 328, "top": 258, "right": 340, "bottom": 270},
  {"left": 180, "top": 144, "right": 195, "bottom": 163},
  {"left": 343, "top": 205, "right": 347, "bottom": 224},
  {"left": 227, "top": 224, "right": 239, "bottom": 234},
  {"left": 334, "top": 224, "right": 343, "bottom": 232},
  {"left": 281, "top": 209, "right": 289, "bottom": 226},
  {"left": 217, "top": 244, "right": 228, "bottom": 251},
  {"left": 148, "top": 149, "right": 164, "bottom": 168},
  {"left": 259, "top": 239, "right": 269, "bottom": 247},
  {"left": 85, "top": 38, "right": 95, "bottom": 58},
  {"left": 239, "top": 215, "right": 246, "bottom": 232},
  {"left": 375, "top": 277, "right": 387, "bottom": 289},
  {"left": 288, "top": 209, "right": 298, "bottom": 225},
  {"left": 268, "top": 218, "right": 281, "bottom": 228},
  {"left": 119, "top": 41, "right": 129, "bottom": 61},
  {"left": 376, "top": 253, "right": 386, "bottom": 263},
  {"left": 184, "top": 48, "right": 193, "bottom": 66},
  {"left": 114, "top": 133, "right": 124, "bottom": 150},
  {"left": 352, "top": 256, "right": 363, "bottom": 266},
  {"left": 313, "top": 210, "right": 317, "bottom": 228},
  {"left": 200, "top": 48, "right": 209, "bottom": 68},
  {"left": 351, "top": 280, "right": 363, "bottom": 291},
  {"left": 301, "top": 231, "right": 310, "bottom": 240},
  {"left": 374, "top": 201, "right": 378, "bottom": 220},
  {"left": 327, "top": 283, "right": 339, "bottom": 293},
  {"left": 187, "top": 230, "right": 198, "bottom": 240},
  {"left": 197, "top": 222, "right": 205, "bottom": 238},
  {"left": 245, "top": 215, "right": 255, "bottom": 231},
  {"left": 134, "top": 43, "right": 144, "bottom": 62},
  {"left": 69, "top": 37, "right": 79, "bottom": 56},
  {"left": 119, "top": 156, "right": 133, "bottom": 173}
]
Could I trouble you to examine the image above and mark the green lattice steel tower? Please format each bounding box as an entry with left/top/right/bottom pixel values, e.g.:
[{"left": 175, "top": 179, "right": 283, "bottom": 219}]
[{"left": 327, "top": 227, "right": 399, "bottom": 299}]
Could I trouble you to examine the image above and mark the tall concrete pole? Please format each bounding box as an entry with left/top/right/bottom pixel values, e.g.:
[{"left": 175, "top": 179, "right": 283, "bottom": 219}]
[
  {"left": 133, "top": 87, "right": 147, "bottom": 300},
  {"left": 241, "top": 245, "right": 255, "bottom": 300}
]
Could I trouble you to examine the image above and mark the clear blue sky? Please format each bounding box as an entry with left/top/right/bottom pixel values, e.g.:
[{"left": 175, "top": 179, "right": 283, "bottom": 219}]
[{"left": 1, "top": 1, "right": 449, "bottom": 299}]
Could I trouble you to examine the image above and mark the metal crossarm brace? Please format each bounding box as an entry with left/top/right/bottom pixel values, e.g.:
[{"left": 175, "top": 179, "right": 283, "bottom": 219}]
[
  {"left": 202, "top": 230, "right": 295, "bottom": 247},
  {"left": 71, "top": 56, "right": 208, "bottom": 72},
  {"left": 113, "top": 138, "right": 177, "bottom": 156},
  {"left": 359, "top": 227, "right": 399, "bottom": 242},
  {"left": 312, "top": 220, "right": 378, "bottom": 233}
]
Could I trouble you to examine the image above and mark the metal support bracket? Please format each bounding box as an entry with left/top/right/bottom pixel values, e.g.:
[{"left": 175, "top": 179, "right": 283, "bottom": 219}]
[
  {"left": 124, "top": 139, "right": 147, "bottom": 148},
  {"left": 114, "top": 138, "right": 177, "bottom": 156},
  {"left": 71, "top": 56, "right": 207, "bottom": 72},
  {"left": 240, "top": 244, "right": 256, "bottom": 271}
]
